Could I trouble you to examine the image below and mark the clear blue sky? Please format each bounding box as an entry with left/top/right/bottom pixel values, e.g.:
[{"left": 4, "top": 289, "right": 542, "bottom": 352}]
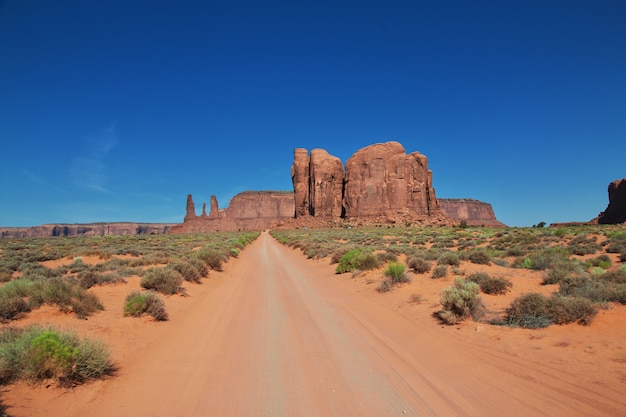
[{"left": 1, "top": 0, "right": 625, "bottom": 227}]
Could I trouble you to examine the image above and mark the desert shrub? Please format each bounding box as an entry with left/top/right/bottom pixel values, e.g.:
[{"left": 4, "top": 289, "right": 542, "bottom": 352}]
[
  {"left": 123, "top": 291, "right": 168, "bottom": 321},
  {"left": 431, "top": 265, "right": 448, "bottom": 279},
  {"left": 22, "top": 278, "right": 103, "bottom": 319},
  {"left": 336, "top": 249, "right": 379, "bottom": 274},
  {"left": 493, "top": 259, "right": 508, "bottom": 267},
  {"left": 506, "top": 247, "right": 526, "bottom": 257},
  {"left": 515, "top": 247, "right": 570, "bottom": 271},
  {"left": 436, "top": 278, "right": 485, "bottom": 325},
  {"left": 384, "top": 262, "right": 410, "bottom": 284},
  {"left": 437, "top": 252, "right": 460, "bottom": 267},
  {"left": 0, "top": 326, "right": 113, "bottom": 385},
  {"left": 407, "top": 256, "right": 431, "bottom": 274},
  {"left": 140, "top": 268, "right": 182, "bottom": 295},
  {"left": 504, "top": 293, "right": 552, "bottom": 328},
  {"left": 466, "top": 273, "right": 512, "bottom": 295},
  {"left": 77, "top": 270, "right": 125, "bottom": 289},
  {"left": 376, "top": 279, "right": 393, "bottom": 293},
  {"left": 567, "top": 235, "right": 601, "bottom": 255},
  {"left": 196, "top": 249, "right": 224, "bottom": 271},
  {"left": 542, "top": 259, "right": 585, "bottom": 285},
  {"left": 546, "top": 296, "right": 598, "bottom": 325},
  {"left": 376, "top": 251, "right": 398, "bottom": 263},
  {"left": 170, "top": 262, "right": 201, "bottom": 283},
  {"left": 559, "top": 273, "right": 626, "bottom": 304},
  {"left": 229, "top": 248, "right": 240, "bottom": 258},
  {"left": 187, "top": 258, "right": 208, "bottom": 278},
  {"left": 467, "top": 249, "right": 491, "bottom": 265},
  {"left": 505, "top": 293, "right": 598, "bottom": 328}
]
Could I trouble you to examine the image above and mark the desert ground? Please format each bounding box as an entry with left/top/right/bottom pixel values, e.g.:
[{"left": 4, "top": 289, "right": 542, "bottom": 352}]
[{"left": 1, "top": 228, "right": 625, "bottom": 416}]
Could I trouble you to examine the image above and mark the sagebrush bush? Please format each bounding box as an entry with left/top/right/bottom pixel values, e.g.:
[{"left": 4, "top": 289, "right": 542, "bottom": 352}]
[
  {"left": 140, "top": 268, "right": 182, "bottom": 295},
  {"left": 0, "top": 326, "right": 113, "bottom": 385},
  {"left": 336, "top": 249, "right": 379, "bottom": 274},
  {"left": 170, "top": 262, "right": 201, "bottom": 283},
  {"left": 376, "top": 251, "right": 398, "bottom": 263},
  {"left": 124, "top": 291, "right": 168, "bottom": 321},
  {"left": 431, "top": 265, "right": 448, "bottom": 279},
  {"left": 542, "top": 259, "right": 585, "bottom": 285},
  {"left": 196, "top": 249, "right": 224, "bottom": 271},
  {"left": 437, "top": 278, "right": 485, "bottom": 325},
  {"left": 466, "top": 273, "right": 512, "bottom": 295},
  {"left": 504, "top": 293, "right": 598, "bottom": 328},
  {"left": 407, "top": 256, "right": 431, "bottom": 274},
  {"left": 384, "top": 262, "right": 410, "bottom": 284},
  {"left": 558, "top": 272, "right": 626, "bottom": 304},
  {"left": 437, "top": 252, "right": 460, "bottom": 266},
  {"left": 467, "top": 249, "right": 491, "bottom": 265}
]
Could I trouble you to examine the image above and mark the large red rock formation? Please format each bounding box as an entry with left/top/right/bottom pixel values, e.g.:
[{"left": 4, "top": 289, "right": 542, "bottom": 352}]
[
  {"left": 184, "top": 194, "right": 197, "bottom": 222},
  {"left": 309, "top": 149, "right": 345, "bottom": 217},
  {"left": 438, "top": 199, "right": 505, "bottom": 227},
  {"left": 170, "top": 192, "right": 295, "bottom": 233},
  {"left": 343, "top": 142, "right": 442, "bottom": 220},
  {"left": 292, "top": 148, "right": 310, "bottom": 217},
  {"left": 595, "top": 178, "right": 626, "bottom": 224}
]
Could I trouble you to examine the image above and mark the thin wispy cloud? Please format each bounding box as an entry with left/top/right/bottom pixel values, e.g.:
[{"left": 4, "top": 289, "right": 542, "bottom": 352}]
[
  {"left": 70, "top": 123, "right": 118, "bottom": 193},
  {"left": 22, "top": 169, "right": 46, "bottom": 185}
]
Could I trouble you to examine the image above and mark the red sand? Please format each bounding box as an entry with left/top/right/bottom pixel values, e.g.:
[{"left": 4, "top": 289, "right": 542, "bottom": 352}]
[{"left": 3, "top": 231, "right": 625, "bottom": 416}]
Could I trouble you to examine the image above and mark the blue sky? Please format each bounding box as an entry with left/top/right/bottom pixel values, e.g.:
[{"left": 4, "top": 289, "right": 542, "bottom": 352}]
[{"left": 1, "top": 0, "right": 625, "bottom": 227}]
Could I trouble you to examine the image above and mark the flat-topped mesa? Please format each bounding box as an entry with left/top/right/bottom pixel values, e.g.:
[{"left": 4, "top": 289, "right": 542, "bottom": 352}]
[
  {"left": 343, "top": 142, "right": 442, "bottom": 219},
  {"left": 226, "top": 191, "right": 294, "bottom": 219},
  {"left": 438, "top": 198, "right": 506, "bottom": 227},
  {"left": 595, "top": 178, "right": 626, "bottom": 224}
]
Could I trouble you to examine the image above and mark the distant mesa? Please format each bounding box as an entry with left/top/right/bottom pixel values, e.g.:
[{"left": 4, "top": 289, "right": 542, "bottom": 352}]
[
  {"left": 593, "top": 178, "right": 626, "bottom": 224},
  {"left": 0, "top": 223, "right": 175, "bottom": 238},
  {"left": 171, "top": 141, "right": 506, "bottom": 233}
]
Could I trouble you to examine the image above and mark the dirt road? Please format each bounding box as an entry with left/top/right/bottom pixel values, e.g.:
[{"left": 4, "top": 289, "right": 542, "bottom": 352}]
[{"left": 8, "top": 231, "right": 625, "bottom": 416}]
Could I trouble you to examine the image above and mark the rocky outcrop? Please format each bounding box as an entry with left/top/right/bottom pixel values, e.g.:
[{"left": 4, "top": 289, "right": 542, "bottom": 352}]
[
  {"left": 438, "top": 199, "right": 505, "bottom": 226},
  {"left": 209, "top": 195, "right": 220, "bottom": 219},
  {"left": 595, "top": 178, "right": 626, "bottom": 224},
  {"left": 172, "top": 141, "right": 503, "bottom": 232},
  {"left": 292, "top": 148, "right": 310, "bottom": 217},
  {"left": 184, "top": 194, "right": 197, "bottom": 222},
  {"left": 170, "top": 192, "right": 295, "bottom": 233},
  {"left": 343, "top": 142, "right": 442, "bottom": 220},
  {"left": 0, "top": 223, "right": 174, "bottom": 238}
]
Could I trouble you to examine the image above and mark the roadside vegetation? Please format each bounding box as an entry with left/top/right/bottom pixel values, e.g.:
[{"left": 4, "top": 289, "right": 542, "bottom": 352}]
[
  {"left": 272, "top": 224, "right": 626, "bottom": 328},
  {"left": 0, "top": 232, "right": 259, "bottom": 323}
]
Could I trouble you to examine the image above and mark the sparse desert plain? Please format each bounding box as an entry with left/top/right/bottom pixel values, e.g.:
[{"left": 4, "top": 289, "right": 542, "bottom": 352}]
[{"left": 0, "top": 225, "right": 625, "bottom": 416}]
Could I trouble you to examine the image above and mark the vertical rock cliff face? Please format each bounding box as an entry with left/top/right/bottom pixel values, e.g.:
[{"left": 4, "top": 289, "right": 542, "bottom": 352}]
[
  {"left": 209, "top": 195, "right": 220, "bottom": 219},
  {"left": 309, "top": 149, "right": 345, "bottom": 217},
  {"left": 291, "top": 148, "right": 310, "bottom": 217},
  {"left": 343, "top": 142, "right": 441, "bottom": 219},
  {"left": 596, "top": 178, "right": 626, "bottom": 224}
]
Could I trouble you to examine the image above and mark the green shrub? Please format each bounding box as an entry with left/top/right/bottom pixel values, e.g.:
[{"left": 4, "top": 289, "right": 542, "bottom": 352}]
[
  {"left": 518, "top": 247, "right": 570, "bottom": 270},
  {"left": 431, "top": 265, "right": 448, "bottom": 279},
  {"left": 467, "top": 249, "right": 491, "bottom": 265},
  {"left": 123, "top": 291, "right": 168, "bottom": 321},
  {"left": 437, "top": 252, "right": 460, "bottom": 266},
  {"left": 546, "top": 296, "right": 598, "bottom": 325},
  {"left": 187, "top": 258, "right": 208, "bottom": 278},
  {"left": 170, "top": 262, "right": 201, "bottom": 283},
  {"left": 542, "top": 259, "right": 585, "bottom": 285},
  {"left": 466, "top": 273, "right": 512, "bottom": 295},
  {"left": 436, "top": 278, "right": 485, "bottom": 325},
  {"left": 140, "top": 268, "right": 182, "bottom": 295},
  {"left": 384, "top": 262, "right": 409, "bottom": 284},
  {"left": 0, "top": 326, "right": 113, "bottom": 385},
  {"left": 407, "top": 256, "right": 431, "bottom": 274},
  {"left": 336, "top": 249, "right": 379, "bottom": 274},
  {"left": 196, "top": 249, "right": 224, "bottom": 271},
  {"left": 559, "top": 274, "right": 626, "bottom": 304}
]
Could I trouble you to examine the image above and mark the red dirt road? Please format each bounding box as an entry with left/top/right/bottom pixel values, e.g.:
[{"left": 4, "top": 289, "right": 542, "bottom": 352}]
[{"left": 6, "top": 232, "right": 626, "bottom": 416}]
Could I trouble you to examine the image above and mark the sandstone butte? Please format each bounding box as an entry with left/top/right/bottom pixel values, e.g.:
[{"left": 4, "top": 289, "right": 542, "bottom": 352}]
[
  {"left": 170, "top": 141, "right": 505, "bottom": 233},
  {"left": 0, "top": 142, "right": 514, "bottom": 237},
  {"left": 593, "top": 178, "right": 626, "bottom": 224}
]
